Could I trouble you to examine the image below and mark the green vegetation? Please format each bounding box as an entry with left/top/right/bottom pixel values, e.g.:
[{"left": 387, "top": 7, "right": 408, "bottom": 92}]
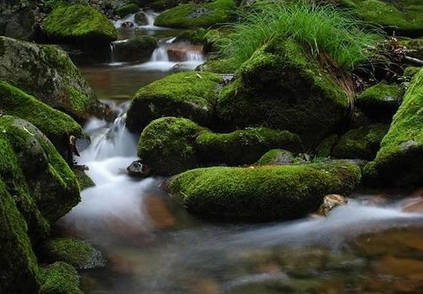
[
  {"left": 199, "top": 58, "right": 238, "bottom": 73},
  {"left": 43, "top": 3, "right": 118, "bottom": 45},
  {"left": 364, "top": 68, "right": 423, "bottom": 187},
  {"left": 219, "top": 0, "right": 382, "bottom": 70},
  {"left": 127, "top": 72, "right": 222, "bottom": 133},
  {"left": 168, "top": 160, "right": 361, "bottom": 220},
  {"left": 404, "top": 66, "right": 421, "bottom": 78},
  {"left": 115, "top": 3, "right": 139, "bottom": 17},
  {"left": 315, "top": 134, "right": 339, "bottom": 158},
  {"left": 154, "top": 0, "right": 234, "bottom": 28},
  {"left": 40, "top": 262, "right": 83, "bottom": 294},
  {"left": 73, "top": 169, "right": 95, "bottom": 191},
  {"left": 332, "top": 124, "right": 389, "bottom": 160},
  {"left": 257, "top": 149, "right": 295, "bottom": 165},
  {"left": 196, "top": 128, "right": 303, "bottom": 165}
]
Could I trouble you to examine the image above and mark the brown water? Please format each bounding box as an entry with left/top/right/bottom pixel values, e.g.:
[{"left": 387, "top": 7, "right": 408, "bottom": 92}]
[{"left": 62, "top": 18, "right": 423, "bottom": 294}]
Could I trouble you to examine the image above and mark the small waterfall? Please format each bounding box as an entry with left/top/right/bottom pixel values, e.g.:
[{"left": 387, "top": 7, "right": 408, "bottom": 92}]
[
  {"left": 144, "top": 11, "right": 158, "bottom": 27},
  {"left": 151, "top": 46, "right": 170, "bottom": 62},
  {"left": 185, "top": 51, "right": 205, "bottom": 62},
  {"left": 109, "top": 43, "right": 116, "bottom": 64}
]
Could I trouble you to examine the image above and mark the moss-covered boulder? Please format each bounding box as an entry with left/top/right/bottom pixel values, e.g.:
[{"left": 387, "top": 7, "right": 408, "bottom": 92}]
[
  {"left": 196, "top": 128, "right": 303, "bottom": 166},
  {"left": 0, "top": 36, "right": 107, "bottom": 121},
  {"left": 115, "top": 3, "right": 140, "bottom": 17},
  {"left": 364, "top": 68, "right": 423, "bottom": 187},
  {"left": 112, "top": 36, "right": 158, "bottom": 62},
  {"left": 357, "top": 83, "right": 404, "bottom": 122},
  {"left": 0, "top": 0, "right": 35, "bottom": 40},
  {"left": 0, "top": 81, "right": 86, "bottom": 157},
  {"left": 168, "top": 160, "right": 361, "bottom": 220},
  {"left": 127, "top": 72, "right": 222, "bottom": 133},
  {"left": 332, "top": 124, "right": 389, "bottom": 160},
  {"left": 198, "top": 58, "right": 238, "bottom": 74},
  {"left": 340, "top": 0, "right": 423, "bottom": 37},
  {"left": 217, "top": 39, "right": 350, "bottom": 146},
  {"left": 0, "top": 116, "right": 80, "bottom": 223},
  {"left": 73, "top": 169, "right": 95, "bottom": 190},
  {"left": 40, "top": 262, "right": 83, "bottom": 294},
  {"left": 401, "top": 37, "right": 423, "bottom": 60},
  {"left": 154, "top": 0, "right": 234, "bottom": 28},
  {"left": 257, "top": 149, "right": 295, "bottom": 165},
  {"left": 0, "top": 180, "right": 41, "bottom": 294},
  {"left": 43, "top": 3, "right": 118, "bottom": 48},
  {"left": 40, "top": 237, "right": 104, "bottom": 270},
  {"left": 138, "top": 117, "right": 204, "bottom": 175}
]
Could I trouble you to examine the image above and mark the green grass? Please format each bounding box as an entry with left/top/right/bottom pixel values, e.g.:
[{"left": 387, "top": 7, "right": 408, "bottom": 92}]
[{"left": 219, "top": 0, "right": 383, "bottom": 71}]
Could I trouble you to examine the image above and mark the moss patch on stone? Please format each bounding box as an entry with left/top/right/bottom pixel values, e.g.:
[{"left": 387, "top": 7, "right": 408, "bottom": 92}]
[
  {"left": 127, "top": 72, "right": 222, "bottom": 133},
  {"left": 73, "top": 169, "right": 95, "bottom": 191},
  {"left": 168, "top": 160, "right": 361, "bottom": 220},
  {"left": 43, "top": 3, "right": 118, "bottom": 45},
  {"left": 332, "top": 124, "right": 389, "bottom": 160},
  {"left": 364, "top": 68, "right": 423, "bottom": 187},
  {"left": 196, "top": 128, "right": 303, "bottom": 166},
  {"left": 315, "top": 134, "right": 339, "bottom": 158},
  {"left": 115, "top": 3, "right": 139, "bottom": 17},
  {"left": 198, "top": 58, "right": 238, "bottom": 73},
  {"left": 257, "top": 149, "right": 295, "bottom": 165},
  {"left": 40, "top": 262, "right": 83, "bottom": 294},
  {"left": 154, "top": 0, "right": 234, "bottom": 28},
  {"left": 113, "top": 36, "right": 157, "bottom": 62}
]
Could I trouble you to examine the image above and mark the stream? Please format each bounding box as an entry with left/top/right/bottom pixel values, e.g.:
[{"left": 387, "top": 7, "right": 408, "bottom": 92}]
[{"left": 59, "top": 12, "right": 423, "bottom": 294}]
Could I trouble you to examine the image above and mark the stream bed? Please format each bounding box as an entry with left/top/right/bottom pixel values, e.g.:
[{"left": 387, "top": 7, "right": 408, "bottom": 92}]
[{"left": 59, "top": 14, "right": 423, "bottom": 294}]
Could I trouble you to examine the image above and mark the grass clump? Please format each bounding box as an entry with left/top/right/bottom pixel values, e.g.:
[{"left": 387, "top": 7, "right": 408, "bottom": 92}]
[{"left": 219, "top": 0, "right": 382, "bottom": 71}]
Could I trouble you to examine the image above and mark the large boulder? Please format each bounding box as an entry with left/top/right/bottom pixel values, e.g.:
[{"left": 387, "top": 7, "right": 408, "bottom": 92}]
[
  {"left": 217, "top": 39, "right": 350, "bottom": 146},
  {"left": 0, "top": 81, "right": 86, "bottom": 158},
  {"left": 0, "top": 0, "right": 35, "bottom": 40},
  {"left": 332, "top": 124, "right": 389, "bottom": 160},
  {"left": 0, "top": 36, "right": 107, "bottom": 121},
  {"left": 43, "top": 3, "right": 118, "bottom": 48},
  {"left": 127, "top": 72, "right": 222, "bottom": 133},
  {"left": 112, "top": 36, "right": 158, "bottom": 62},
  {"left": 168, "top": 160, "right": 361, "bottom": 220},
  {"left": 364, "top": 68, "right": 423, "bottom": 187},
  {"left": 154, "top": 0, "right": 234, "bottom": 28}
]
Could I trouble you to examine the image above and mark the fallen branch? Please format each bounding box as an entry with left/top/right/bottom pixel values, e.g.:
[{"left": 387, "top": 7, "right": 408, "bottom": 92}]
[{"left": 404, "top": 56, "right": 423, "bottom": 67}]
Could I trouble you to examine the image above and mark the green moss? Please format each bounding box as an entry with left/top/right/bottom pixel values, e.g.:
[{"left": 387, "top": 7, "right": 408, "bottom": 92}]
[
  {"left": 40, "top": 262, "right": 83, "bottom": 294},
  {"left": 138, "top": 117, "right": 205, "bottom": 175},
  {"left": 257, "top": 149, "right": 295, "bottom": 165},
  {"left": 404, "top": 66, "right": 421, "bottom": 78},
  {"left": 115, "top": 3, "right": 139, "bottom": 17},
  {"left": 332, "top": 124, "right": 389, "bottom": 160},
  {"left": 0, "top": 81, "right": 85, "bottom": 156},
  {"left": 127, "top": 72, "right": 222, "bottom": 133},
  {"left": 343, "top": 0, "right": 423, "bottom": 37},
  {"left": 0, "top": 180, "right": 41, "bottom": 293},
  {"left": 357, "top": 83, "right": 404, "bottom": 122},
  {"left": 315, "top": 134, "right": 339, "bottom": 158},
  {"left": 41, "top": 237, "right": 103, "bottom": 270},
  {"left": 217, "top": 39, "right": 350, "bottom": 146},
  {"left": 168, "top": 160, "right": 361, "bottom": 220},
  {"left": 199, "top": 58, "right": 238, "bottom": 73},
  {"left": 364, "top": 68, "right": 423, "bottom": 187},
  {"left": 154, "top": 0, "right": 235, "bottom": 28},
  {"left": 196, "top": 128, "right": 303, "bottom": 166},
  {"left": 73, "top": 169, "right": 94, "bottom": 191},
  {"left": 113, "top": 36, "right": 158, "bottom": 62},
  {"left": 43, "top": 3, "right": 118, "bottom": 45}
]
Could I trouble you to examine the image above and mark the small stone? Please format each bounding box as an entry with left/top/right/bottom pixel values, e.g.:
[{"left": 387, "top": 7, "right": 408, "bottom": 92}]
[{"left": 310, "top": 194, "right": 348, "bottom": 217}]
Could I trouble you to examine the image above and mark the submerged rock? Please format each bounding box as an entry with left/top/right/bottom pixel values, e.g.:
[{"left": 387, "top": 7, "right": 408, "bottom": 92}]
[
  {"left": 43, "top": 3, "right": 118, "bottom": 49},
  {"left": 154, "top": 0, "right": 234, "bottom": 28},
  {"left": 167, "top": 160, "right": 361, "bottom": 220},
  {"left": 217, "top": 39, "right": 350, "bottom": 146},
  {"left": 127, "top": 72, "right": 222, "bottom": 133},
  {"left": 364, "top": 68, "right": 423, "bottom": 187},
  {"left": 0, "top": 36, "right": 107, "bottom": 121}
]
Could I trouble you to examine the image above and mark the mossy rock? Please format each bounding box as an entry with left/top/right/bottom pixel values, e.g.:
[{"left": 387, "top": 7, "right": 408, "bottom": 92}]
[
  {"left": 198, "top": 58, "right": 238, "bottom": 73},
  {"left": 315, "top": 134, "right": 339, "bottom": 158},
  {"left": 364, "top": 68, "right": 423, "bottom": 187},
  {"left": 154, "top": 0, "right": 234, "bottom": 28},
  {"left": 257, "top": 149, "right": 295, "bottom": 165},
  {"left": 217, "top": 39, "right": 350, "bottom": 146},
  {"left": 40, "top": 237, "right": 104, "bottom": 270},
  {"left": 168, "top": 160, "right": 361, "bottom": 220},
  {"left": 127, "top": 72, "right": 222, "bottom": 133},
  {"left": 113, "top": 36, "right": 158, "bottom": 62},
  {"left": 196, "top": 128, "right": 303, "bottom": 166},
  {"left": 73, "top": 169, "right": 95, "bottom": 191},
  {"left": 0, "top": 0, "right": 35, "bottom": 40},
  {"left": 0, "top": 116, "right": 80, "bottom": 224},
  {"left": 357, "top": 83, "right": 404, "bottom": 122},
  {"left": 0, "top": 180, "right": 41, "bottom": 294},
  {"left": 340, "top": 0, "right": 423, "bottom": 37},
  {"left": 0, "top": 81, "right": 86, "bottom": 158},
  {"left": 0, "top": 36, "right": 106, "bottom": 121},
  {"left": 404, "top": 66, "right": 421, "bottom": 78},
  {"left": 40, "top": 262, "right": 83, "bottom": 294},
  {"left": 138, "top": 117, "right": 205, "bottom": 176},
  {"left": 43, "top": 3, "right": 118, "bottom": 47},
  {"left": 115, "top": 3, "right": 140, "bottom": 17},
  {"left": 401, "top": 37, "right": 423, "bottom": 60},
  {"left": 332, "top": 124, "right": 389, "bottom": 160}
]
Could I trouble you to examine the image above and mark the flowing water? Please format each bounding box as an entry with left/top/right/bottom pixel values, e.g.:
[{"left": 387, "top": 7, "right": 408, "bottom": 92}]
[{"left": 61, "top": 14, "right": 423, "bottom": 294}]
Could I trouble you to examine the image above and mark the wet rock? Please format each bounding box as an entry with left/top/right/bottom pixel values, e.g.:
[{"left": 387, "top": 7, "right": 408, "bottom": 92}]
[
  {"left": 310, "top": 194, "right": 348, "bottom": 217},
  {"left": 127, "top": 160, "right": 151, "bottom": 177},
  {"left": 189, "top": 7, "right": 209, "bottom": 18},
  {"left": 112, "top": 36, "right": 157, "bottom": 62},
  {"left": 121, "top": 21, "right": 134, "bottom": 27},
  {"left": 0, "top": 0, "right": 35, "bottom": 40},
  {"left": 134, "top": 11, "right": 148, "bottom": 25},
  {"left": 167, "top": 44, "right": 203, "bottom": 61}
]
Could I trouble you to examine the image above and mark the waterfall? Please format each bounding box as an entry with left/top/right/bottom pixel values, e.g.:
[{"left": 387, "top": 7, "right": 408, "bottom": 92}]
[
  {"left": 109, "top": 43, "right": 116, "bottom": 64},
  {"left": 151, "top": 47, "right": 170, "bottom": 62}
]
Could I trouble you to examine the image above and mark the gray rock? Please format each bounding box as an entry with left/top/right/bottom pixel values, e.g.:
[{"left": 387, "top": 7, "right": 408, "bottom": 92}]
[{"left": 0, "top": 0, "right": 35, "bottom": 40}]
